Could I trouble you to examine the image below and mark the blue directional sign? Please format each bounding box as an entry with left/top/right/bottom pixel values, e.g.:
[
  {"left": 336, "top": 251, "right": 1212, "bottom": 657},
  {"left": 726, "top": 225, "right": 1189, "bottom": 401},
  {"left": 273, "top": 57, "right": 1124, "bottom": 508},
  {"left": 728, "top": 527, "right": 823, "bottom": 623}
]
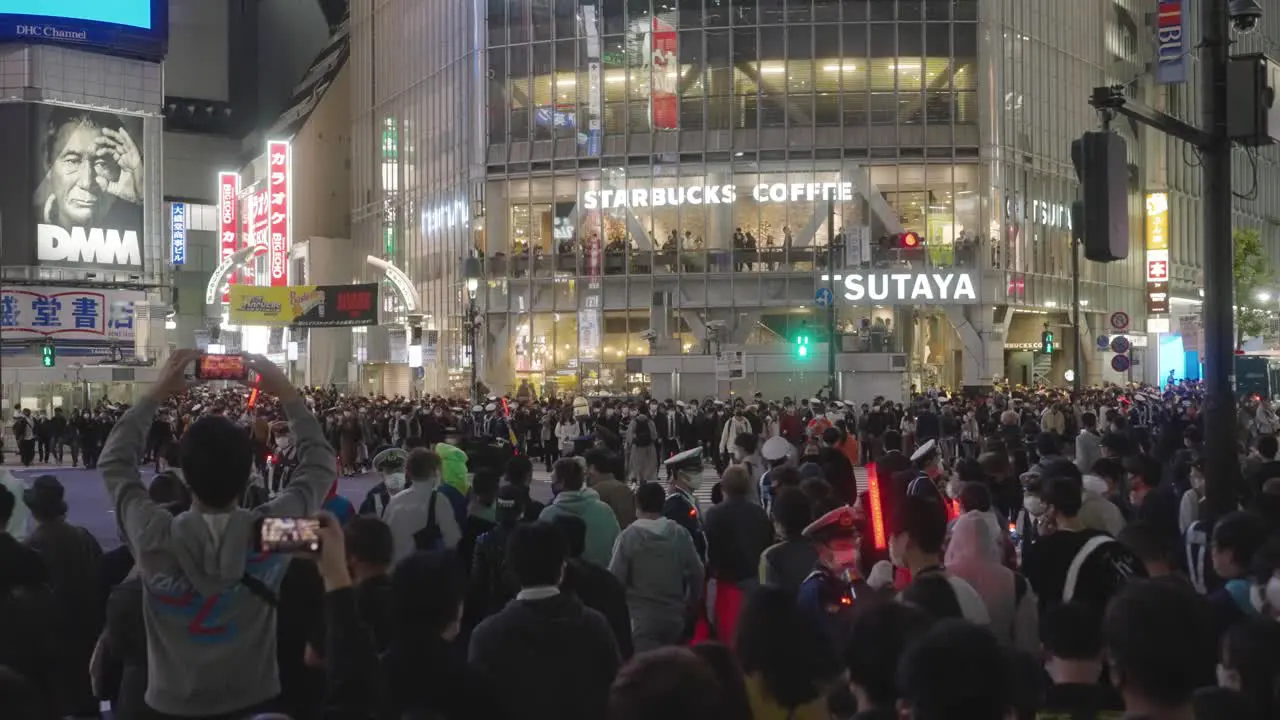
[{"left": 815, "top": 287, "right": 834, "bottom": 308}]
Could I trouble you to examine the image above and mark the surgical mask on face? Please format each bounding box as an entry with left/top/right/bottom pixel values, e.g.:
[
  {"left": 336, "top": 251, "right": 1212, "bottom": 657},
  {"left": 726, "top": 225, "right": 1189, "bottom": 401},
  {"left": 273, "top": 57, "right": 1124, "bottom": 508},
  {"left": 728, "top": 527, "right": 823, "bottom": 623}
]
[
  {"left": 828, "top": 548, "right": 858, "bottom": 570},
  {"left": 888, "top": 535, "right": 905, "bottom": 568},
  {"left": 1191, "top": 472, "right": 1206, "bottom": 492},
  {"left": 1216, "top": 664, "right": 1239, "bottom": 691},
  {"left": 732, "top": 448, "right": 745, "bottom": 461},
  {"left": 946, "top": 479, "right": 963, "bottom": 500},
  {"left": 383, "top": 472, "right": 407, "bottom": 493},
  {"left": 276, "top": 436, "right": 292, "bottom": 451},
  {"left": 1023, "top": 496, "right": 1046, "bottom": 517},
  {"left": 681, "top": 470, "right": 702, "bottom": 491},
  {"left": 1267, "top": 576, "right": 1280, "bottom": 615}
]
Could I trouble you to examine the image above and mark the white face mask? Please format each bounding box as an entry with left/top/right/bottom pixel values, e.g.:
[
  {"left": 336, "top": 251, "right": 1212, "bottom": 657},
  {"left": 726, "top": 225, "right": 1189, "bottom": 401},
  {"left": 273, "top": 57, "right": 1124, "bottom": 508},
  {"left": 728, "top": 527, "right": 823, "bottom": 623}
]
[
  {"left": 275, "top": 436, "right": 292, "bottom": 451},
  {"left": 945, "top": 479, "right": 963, "bottom": 499},
  {"left": 732, "top": 448, "right": 745, "bottom": 461},
  {"left": 1023, "top": 496, "right": 1047, "bottom": 517},
  {"left": 1216, "top": 663, "right": 1239, "bottom": 691},
  {"left": 1267, "top": 576, "right": 1280, "bottom": 616},
  {"left": 383, "top": 472, "right": 407, "bottom": 493},
  {"left": 1191, "top": 472, "right": 1206, "bottom": 492},
  {"left": 681, "top": 470, "right": 702, "bottom": 491},
  {"left": 888, "top": 534, "right": 906, "bottom": 568}
]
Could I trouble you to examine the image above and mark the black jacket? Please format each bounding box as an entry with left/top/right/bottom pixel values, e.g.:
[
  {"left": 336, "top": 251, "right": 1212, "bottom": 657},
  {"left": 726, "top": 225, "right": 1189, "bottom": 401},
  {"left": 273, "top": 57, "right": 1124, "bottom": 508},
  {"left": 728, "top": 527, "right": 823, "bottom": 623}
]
[
  {"left": 383, "top": 634, "right": 508, "bottom": 720},
  {"left": 468, "top": 592, "right": 620, "bottom": 720},
  {"left": 562, "top": 558, "right": 634, "bottom": 660},
  {"left": 704, "top": 497, "right": 774, "bottom": 584},
  {"left": 0, "top": 534, "right": 60, "bottom": 716},
  {"left": 464, "top": 524, "right": 521, "bottom": 632}
]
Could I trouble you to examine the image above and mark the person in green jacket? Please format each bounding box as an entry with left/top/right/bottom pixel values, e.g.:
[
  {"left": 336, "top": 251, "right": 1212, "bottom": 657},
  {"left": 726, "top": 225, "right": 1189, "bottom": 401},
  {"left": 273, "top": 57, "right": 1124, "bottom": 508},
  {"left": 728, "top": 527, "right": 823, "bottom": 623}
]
[
  {"left": 435, "top": 441, "right": 471, "bottom": 496},
  {"left": 539, "top": 457, "right": 621, "bottom": 568}
]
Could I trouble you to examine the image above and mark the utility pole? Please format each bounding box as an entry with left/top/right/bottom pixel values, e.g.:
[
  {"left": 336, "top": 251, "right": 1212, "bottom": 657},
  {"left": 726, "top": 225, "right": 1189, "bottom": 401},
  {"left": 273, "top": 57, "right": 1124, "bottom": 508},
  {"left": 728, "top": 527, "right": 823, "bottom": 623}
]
[
  {"left": 1084, "top": 0, "right": 1245, "bottom": 520},
  {"left": 1071, "top": 236, "right": 1082, "bottom": 393},
  {"left": 826, "top": 198, "right": 837, "bottom": 397},
  {"left": 1199, "top": 0, "right": 1236, "bottom": 521}
]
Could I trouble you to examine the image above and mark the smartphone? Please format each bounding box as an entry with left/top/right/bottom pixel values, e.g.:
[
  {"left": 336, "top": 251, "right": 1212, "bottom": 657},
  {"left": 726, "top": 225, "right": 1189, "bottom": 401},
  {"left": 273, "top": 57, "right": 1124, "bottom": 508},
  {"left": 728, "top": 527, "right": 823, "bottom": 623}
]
[
  {"left": 255, "top": 517, "right": 322, "bottom": 553},
  {"left": 195, "top": 353, "right": 248, "bottom": 381}
]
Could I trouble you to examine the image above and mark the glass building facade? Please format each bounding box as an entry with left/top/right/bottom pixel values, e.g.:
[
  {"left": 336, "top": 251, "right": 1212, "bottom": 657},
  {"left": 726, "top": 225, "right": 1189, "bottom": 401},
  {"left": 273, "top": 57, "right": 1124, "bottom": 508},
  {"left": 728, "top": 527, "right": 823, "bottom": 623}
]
[{"left": 349, "top": 0, "right": 1229, "bottom": 395}]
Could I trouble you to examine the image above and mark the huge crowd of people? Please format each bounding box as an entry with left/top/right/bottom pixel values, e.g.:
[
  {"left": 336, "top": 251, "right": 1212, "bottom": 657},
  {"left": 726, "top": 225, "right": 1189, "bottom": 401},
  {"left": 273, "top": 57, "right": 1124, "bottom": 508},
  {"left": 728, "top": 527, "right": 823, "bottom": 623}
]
[{"left": 2, "top": 352, "right": 1280, "bottom": 720}]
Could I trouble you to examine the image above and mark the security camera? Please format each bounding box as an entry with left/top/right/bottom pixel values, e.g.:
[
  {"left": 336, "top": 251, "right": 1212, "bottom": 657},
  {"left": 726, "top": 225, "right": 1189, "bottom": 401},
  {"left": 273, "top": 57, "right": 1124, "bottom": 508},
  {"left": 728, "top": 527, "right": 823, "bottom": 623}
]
[{"left": 1229, "top": 0, "right": 1262, "bottom": 34}]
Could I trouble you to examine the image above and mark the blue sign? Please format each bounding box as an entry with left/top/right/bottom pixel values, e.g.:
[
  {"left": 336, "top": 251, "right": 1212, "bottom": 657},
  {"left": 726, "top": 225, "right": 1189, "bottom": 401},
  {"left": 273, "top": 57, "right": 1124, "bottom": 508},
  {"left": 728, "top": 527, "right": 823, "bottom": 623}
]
[
  {"left": 1096, "top": 335, "right": 1111, "bottom": 350},
  {"left": 815, "top": 287, "right": 834, "bottom": 308},
  {"left": 414, "top": 367, "right": 425, "bottom": 380},
  {"left": 1110, "top": 336, "right": 1131, "bottom": 354},
  {"left": 1154, "top": 0, "right": 1187, "bottom": 85},
  {"left": 0, "top": 0, "right": 167, "bottom": 61},
  {"left": 170, "top": 202, "right": 187, "bottom": 266},
  {"left": 1111, "top": 354, "right": 1132, "bottom": 373}
]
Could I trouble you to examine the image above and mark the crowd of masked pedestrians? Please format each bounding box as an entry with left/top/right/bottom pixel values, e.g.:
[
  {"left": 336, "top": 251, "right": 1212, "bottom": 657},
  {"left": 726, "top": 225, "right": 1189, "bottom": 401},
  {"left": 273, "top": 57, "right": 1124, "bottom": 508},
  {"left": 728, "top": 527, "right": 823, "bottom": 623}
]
[{"left": 1, "top": 361, "right": 1280, "bottom": 720}]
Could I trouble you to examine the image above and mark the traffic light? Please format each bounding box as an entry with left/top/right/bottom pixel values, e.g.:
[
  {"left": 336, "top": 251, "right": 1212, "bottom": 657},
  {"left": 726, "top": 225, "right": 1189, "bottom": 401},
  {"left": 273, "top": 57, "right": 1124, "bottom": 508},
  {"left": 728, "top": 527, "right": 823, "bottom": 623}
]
[
  {"left": 795, "top": 333, "right": 811, "bottom": 358},
  {"left": 1041, "top": 330, "right": 1055, "bottom": 354},
  {"left": 1071, "top": 131, "right": 1129, "bottom": 262},
  {"left": 896, "top": 231, "right": 922, "bottom": 249},
  {"left": 41, "top": 340, "right": 55, "bottom": 367}
]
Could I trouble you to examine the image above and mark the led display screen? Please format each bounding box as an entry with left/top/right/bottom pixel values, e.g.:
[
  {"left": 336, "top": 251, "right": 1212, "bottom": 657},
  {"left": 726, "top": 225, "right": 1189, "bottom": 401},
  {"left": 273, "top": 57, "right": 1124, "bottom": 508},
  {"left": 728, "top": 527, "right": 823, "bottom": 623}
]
[{"left": 0, "top": 0, "right": 166, "bottom": 60}]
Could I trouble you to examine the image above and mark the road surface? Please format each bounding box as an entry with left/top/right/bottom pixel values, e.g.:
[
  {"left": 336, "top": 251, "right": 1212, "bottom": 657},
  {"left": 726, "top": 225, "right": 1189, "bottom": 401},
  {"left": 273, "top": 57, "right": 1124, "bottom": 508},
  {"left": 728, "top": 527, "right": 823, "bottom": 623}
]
[{"left": 2, "top": 461, "right": 726, "bottom": 550}]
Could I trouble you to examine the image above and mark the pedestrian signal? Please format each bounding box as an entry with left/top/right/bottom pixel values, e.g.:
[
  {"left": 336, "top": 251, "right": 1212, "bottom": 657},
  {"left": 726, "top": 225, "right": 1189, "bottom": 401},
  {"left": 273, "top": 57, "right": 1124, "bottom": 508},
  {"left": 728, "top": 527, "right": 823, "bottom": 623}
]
[
  {"left": 1041, "top": 330, "right": 1055, "bottom": 354},
  {"left": 41, "top": 341, "right": 55, "bottom": 367}
]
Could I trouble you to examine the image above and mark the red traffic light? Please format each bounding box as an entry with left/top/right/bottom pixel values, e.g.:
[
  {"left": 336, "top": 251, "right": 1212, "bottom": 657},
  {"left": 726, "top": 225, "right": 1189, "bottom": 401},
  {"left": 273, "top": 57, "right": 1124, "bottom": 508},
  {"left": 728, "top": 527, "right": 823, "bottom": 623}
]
[{"left": 898, "top": 231, "right": 921, "bottom": 249}]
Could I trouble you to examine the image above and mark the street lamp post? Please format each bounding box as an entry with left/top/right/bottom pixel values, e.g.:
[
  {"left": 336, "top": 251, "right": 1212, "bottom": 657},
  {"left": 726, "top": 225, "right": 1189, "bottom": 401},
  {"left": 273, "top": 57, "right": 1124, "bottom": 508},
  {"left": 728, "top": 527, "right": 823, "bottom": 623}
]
[{"left": 463, "top": 257, "right": 482, "bottom": 407}]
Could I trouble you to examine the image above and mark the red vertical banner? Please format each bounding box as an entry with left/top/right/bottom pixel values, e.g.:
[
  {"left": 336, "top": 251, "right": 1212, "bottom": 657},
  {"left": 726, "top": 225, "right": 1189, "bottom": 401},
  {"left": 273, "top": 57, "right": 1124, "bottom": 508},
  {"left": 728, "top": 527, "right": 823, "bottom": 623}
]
[
  {"left": 267, "top": 141, "right": 291, "bottom": 287},
  {"left": 649, "top": 17, "right": 677, "bottom": 130},
  {"left": 218, "top": 172, "right": 240, "bottom": 304},
  {"left": 243, "top": 190, "right": 268, "bottom": 286}
]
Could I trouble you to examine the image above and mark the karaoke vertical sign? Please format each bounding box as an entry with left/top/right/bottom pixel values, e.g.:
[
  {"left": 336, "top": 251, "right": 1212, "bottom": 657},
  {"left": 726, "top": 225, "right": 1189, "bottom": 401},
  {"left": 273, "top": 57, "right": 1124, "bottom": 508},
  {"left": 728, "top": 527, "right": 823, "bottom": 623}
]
[
  {"left": 267, "top": 141, "right": 291, "bottom": 287},
  {"left": 218, "top": 172, "right": 240, "bottom": 304}
]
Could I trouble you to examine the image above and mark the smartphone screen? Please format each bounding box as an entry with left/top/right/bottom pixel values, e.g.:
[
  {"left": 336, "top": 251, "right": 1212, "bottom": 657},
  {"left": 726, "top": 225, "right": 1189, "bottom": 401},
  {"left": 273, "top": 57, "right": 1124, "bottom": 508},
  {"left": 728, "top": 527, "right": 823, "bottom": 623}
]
[
  {"left": 196, "top": 354, "right": 247, "bottom": 381},
  {"left": 257, "top": 517, "right": 322, "bottom": 553}
]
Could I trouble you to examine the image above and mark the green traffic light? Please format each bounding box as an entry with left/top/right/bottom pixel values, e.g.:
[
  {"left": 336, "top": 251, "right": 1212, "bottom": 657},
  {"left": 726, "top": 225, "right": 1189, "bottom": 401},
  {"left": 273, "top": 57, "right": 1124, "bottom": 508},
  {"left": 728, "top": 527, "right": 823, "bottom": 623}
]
[
  {"left": 41, "top": 343, "right": 55, "bottom": 367},
  {"left": 796, "top": 334, "right": 810, "bottom": 357}
]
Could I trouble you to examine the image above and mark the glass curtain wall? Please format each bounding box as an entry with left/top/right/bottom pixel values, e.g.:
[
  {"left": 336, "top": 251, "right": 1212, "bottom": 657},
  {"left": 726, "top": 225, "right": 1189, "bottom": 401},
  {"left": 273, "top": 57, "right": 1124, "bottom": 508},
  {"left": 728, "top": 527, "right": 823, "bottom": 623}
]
[{"left": 352, "top": 0, "right": 484, "bottom": 394}]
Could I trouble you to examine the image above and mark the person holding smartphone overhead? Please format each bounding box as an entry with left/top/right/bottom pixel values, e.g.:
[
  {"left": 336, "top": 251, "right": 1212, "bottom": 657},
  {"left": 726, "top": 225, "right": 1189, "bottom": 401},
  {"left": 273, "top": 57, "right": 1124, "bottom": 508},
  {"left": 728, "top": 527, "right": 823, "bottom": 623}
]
[{"left": 97, "top": 351, "right": 337, "bottom": 719}]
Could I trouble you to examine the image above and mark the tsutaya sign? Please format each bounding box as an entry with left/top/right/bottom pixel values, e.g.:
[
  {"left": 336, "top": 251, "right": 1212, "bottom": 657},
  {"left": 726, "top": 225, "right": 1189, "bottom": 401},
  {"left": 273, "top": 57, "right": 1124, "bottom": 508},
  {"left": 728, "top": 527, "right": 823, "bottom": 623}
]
[
  {"left": 820, "top": 271, "right": 980, "bottom": 305},
  {"left": 582, "top": 181, "right": 856, "bottom": 209}
]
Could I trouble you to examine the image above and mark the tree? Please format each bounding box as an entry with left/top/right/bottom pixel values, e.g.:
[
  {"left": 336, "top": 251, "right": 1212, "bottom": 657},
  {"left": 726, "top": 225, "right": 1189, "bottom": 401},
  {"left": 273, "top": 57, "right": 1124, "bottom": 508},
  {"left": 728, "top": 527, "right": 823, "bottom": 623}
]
[{"left": 1233, "top": 227, "right": 1271, "bottom": 348}]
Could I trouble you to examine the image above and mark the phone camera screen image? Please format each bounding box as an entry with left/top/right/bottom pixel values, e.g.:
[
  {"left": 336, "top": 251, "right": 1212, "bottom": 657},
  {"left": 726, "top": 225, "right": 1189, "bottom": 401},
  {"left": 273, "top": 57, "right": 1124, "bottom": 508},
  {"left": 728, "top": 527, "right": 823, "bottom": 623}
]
[
  {"left": 197, "top": 354, "right": 247, "bottom": 381},
  {"left": 259, "top": 518, "right": 321, "bottom": 553}
]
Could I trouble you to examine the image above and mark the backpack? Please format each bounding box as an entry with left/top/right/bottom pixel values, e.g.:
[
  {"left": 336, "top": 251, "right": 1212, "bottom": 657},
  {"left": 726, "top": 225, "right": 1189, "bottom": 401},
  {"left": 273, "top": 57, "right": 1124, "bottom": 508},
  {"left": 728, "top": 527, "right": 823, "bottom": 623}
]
[
  {"left": 12, "top": 416, "right": 29, "bottom": 440},
  {"left": 412, "top": 490, "right": 444, "bottom": 551},
  {"left": 1062, "top": 535, "right": 1114, "bottom": 603},
  {"left": 632, "top": 419, "right": 653, "bottom": 447}
]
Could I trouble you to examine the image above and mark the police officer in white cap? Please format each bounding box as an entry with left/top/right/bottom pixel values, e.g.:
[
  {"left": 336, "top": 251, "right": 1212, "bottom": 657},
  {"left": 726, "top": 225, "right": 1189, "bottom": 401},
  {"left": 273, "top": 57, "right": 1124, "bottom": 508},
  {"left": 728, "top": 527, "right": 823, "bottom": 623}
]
[
  {"left": 905, "top": 438, "right": 947, "bottom": 503},
  {"left": 796, "top": 505, "right": 867, "bottom": 643},
  {"left": 663, "top": 447, "right": 707, "bottom": 560},
  {"left": 759, "top": 435, "right": 793, "bottom": 512}
]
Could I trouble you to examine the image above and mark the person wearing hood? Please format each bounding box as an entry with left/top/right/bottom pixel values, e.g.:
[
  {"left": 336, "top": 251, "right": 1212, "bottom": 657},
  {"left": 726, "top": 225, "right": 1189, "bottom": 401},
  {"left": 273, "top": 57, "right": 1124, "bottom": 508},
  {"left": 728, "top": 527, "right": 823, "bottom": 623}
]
[
  {"left": 96, "top": 351, "right": 337, "bottom": 719},
  {"left": 1079, "top": 471, "right": 1126, "bottom": 537},
  {"left": 470, "top": 521, "right": 621, "bottom": 720},
  {"left": 360, "top": 447, "right": 409, "bottom": 518},
  {"left": 0, "top": 483, "right": 60, "bottom": 717},
  {"left": 584, "top": 448, "right": 635, "bottom": 529},
  {"left": 943, "top": 511, "right": 1039, "bottom": 653},
  {"left": 385, "top": 448, "right": 464, "bottom": 561},
  {"left": 610, "top": 482, "right": 705, "bottom": 652},
  {"left": 539, "top": 458, "right": 620, "bottom": 567}
]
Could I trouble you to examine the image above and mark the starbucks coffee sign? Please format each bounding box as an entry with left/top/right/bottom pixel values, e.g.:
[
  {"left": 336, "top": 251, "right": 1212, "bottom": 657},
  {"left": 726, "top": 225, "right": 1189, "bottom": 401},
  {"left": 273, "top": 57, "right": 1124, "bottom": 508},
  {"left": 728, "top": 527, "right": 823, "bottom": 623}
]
[
  {"left": 582, "top": 181, "right": 856, "bottom": 209},
  {"left": 821, "top": 271, "right": 981, "bottom": 305}
]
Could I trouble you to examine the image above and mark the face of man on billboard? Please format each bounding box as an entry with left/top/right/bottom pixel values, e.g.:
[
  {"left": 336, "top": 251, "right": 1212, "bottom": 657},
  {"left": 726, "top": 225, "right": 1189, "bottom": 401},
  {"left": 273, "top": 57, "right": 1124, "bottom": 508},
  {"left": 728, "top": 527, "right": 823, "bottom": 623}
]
[{"left": 42, "top": 115, "right": 143, "bottom": 228}]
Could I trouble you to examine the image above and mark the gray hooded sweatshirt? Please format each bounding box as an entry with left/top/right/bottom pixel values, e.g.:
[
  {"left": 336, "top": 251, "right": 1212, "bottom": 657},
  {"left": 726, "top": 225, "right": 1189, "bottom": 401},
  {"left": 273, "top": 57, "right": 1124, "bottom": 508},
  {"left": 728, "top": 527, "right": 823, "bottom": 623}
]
[
  {"left": 608, "top": 516, "right": 704, "bottom": 650},
  {"left": 98, "top": 396, "right": 336, "bottom": 717}
]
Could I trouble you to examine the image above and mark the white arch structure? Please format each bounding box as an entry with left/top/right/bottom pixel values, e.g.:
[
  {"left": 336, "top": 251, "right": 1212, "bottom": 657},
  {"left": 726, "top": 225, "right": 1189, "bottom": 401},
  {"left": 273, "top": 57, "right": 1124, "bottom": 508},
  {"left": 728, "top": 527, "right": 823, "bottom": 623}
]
[{"left": 204, "top": 249, "right": 422, "bottom": 316}]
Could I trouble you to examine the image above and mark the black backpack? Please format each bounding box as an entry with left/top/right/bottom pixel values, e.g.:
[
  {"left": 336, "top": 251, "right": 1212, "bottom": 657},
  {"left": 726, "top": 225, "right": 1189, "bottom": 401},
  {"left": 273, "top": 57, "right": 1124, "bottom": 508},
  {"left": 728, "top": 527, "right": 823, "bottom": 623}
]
[
  {"left": 632, "top": 419, "right": 653, "bottom": 447},
  {"left": 412, "top": 491, "right": 445, "bottom": 551}
]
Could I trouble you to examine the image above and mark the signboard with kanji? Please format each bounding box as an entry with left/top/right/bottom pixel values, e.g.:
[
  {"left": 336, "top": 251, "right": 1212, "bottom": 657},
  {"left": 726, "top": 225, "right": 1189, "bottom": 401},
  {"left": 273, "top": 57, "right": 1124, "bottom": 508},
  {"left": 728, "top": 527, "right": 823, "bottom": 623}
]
[{"left": 0, "top": 286, "right": 143, "bottom": 341}]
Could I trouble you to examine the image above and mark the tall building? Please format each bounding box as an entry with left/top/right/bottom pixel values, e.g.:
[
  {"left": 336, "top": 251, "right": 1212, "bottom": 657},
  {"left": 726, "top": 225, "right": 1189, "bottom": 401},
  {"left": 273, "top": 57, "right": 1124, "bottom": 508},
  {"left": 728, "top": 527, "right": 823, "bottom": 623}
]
[{"left": 349, "top": 0, "right": 1280, "bottom": 400}]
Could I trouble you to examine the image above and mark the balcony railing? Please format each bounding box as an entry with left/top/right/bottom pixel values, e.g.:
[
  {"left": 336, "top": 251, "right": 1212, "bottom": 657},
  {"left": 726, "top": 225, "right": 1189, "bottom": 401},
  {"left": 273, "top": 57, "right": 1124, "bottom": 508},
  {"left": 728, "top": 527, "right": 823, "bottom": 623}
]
[{"left": 482, "top": 240, "right": 982, "bottom": 279}]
